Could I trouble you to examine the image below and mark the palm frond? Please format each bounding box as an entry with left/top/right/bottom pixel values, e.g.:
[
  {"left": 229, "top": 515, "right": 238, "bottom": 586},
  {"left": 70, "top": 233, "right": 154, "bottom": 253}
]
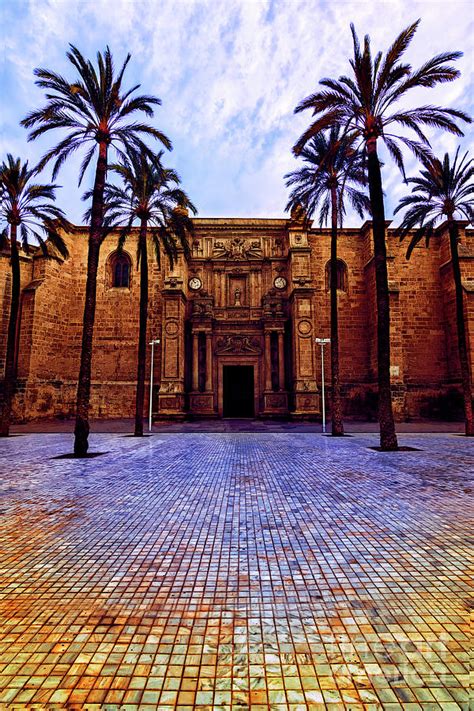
[
  {"left": 22, "top": 44, "right": 172, "bottom": 186},
  {"left": 293, "top": 18, "right": 469, "bottom": 194},
  {"left": 97, "top": 149, "right": 195, "bottom": 266},
  {"left": 286, "top": 127, "right": 369, "bottom": 229},
  {"left": 395, "top": 146, "right": 474, "bottom": 258},
  {"left": 0, "top": 155, "right": 70, "bottom": 258}
]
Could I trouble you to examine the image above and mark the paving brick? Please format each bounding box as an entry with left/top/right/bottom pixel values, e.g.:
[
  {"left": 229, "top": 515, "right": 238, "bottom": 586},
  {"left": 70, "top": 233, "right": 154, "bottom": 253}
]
[{"left": 0, "top": 431, "right": 471, "bottom": 709}]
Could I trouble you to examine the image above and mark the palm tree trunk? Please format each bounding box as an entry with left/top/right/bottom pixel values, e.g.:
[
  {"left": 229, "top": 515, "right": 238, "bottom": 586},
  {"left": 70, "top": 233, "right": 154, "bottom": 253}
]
[
  {"left": 74, "top": 143, "right": 107, "bottom": 456},
  {"left": 366, "top": 138, "right": 398, "bottom": 451},
  {"left": 134, "top": 218, "right": 148, "bottom": 436},
  {"left": 448, "top": 220, "right": 473, "bottom": 436},
  {"left": 330, "top": 185, "right": 344, "bottom": 436},
  {"left": 0, "top": 225, "right": 20, "bottom": 437}
]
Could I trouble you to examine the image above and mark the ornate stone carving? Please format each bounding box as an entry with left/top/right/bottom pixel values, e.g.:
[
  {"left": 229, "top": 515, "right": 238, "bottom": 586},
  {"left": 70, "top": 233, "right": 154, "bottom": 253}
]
[
  {"left": 164, "top": 320, "right": 179, "bottom": 336},
  {"left": 164, "top": 275, "right": 183, "bottom": 289},
  {"left": 297, "top": 319, "right": 312, "bottom": 336},
  {"left": 160, "top": 396, "right": 178, "bottom": 408},
  {"left": 160, "top": 382, "right": 179, "bottom": 393},
  {"left": 233, "top": 288, "right": 242, "bottom": 306},
  {"left": 213, "top": 237, "right": 262, "bottom": 260},
  {"left": 273, "top": 238, "right": 284, "bottom": 256},
  {"left": 292, "top": 275, "right": 312, "bottom": 287},
  {"left": 191, "top": 292, "right": 213, "bottom": 318},
  {"left": 266, "top": 393, "right": 287, "bottom": 408},
  {"left": 192, "top": 239, "right": 203, "bottom": 257},
  {"left": 262, "top": 289, "right": 285, "bottom": 318},
  {"left": 226, "top": 309, "right": 249, "bottom": 319},
  {"left": 190, "top": 394, "right": 213, "bottom": 410},
  {"left": 215, "top": 334, "right": 262, "bottom": 355},
  {"left": 290, "top": 203, "right": 307, "bottom": 224}
]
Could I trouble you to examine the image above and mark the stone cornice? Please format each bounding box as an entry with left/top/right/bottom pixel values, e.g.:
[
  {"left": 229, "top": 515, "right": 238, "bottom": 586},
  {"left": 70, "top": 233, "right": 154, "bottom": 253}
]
[
  {"left": 435, "top": 219, "right": 471, "bottom": 236},
  {"left": 192, "top": 218, "right": 288, "bottom": 232},
  {"left": 23, "top": 278, "right": 44, "bottom": 291},
  {"left": 360, "top": 220, "right": 393, "bottom": 237},
  {"left": 440, "top": 255, "right": 474, "bottom": 271},
  {"left": 59, "top": 218, "right": 473, "bottom": 240}
]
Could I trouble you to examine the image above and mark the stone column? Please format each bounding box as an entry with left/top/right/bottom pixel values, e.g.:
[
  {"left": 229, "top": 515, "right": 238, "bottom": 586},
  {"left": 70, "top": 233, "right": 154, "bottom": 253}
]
[
  {"left": 278, "top": 330, "right": 285, "bottom": 391},
  {"left": 214, "top": 270, "right": 222, "bottom": 307},
  {"left": 221, "top": 271, "right": 226, "bottom": 306},
  {"left": 205, "top": 332, "right": 213, "bottom": 391},
  {"left": 192, "top": 331, "right": 199, "bottom": 391},
  {"left": 265, "top": 331, "right": 272, "bottom": 391}
]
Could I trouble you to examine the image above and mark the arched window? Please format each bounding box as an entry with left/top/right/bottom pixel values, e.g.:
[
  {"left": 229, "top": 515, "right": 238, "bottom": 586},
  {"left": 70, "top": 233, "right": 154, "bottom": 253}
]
[
  {"left": 109, "top": 251, "right": 131, "bottom": 288},
  {"left": 325, "top": 259, "right": 348, "bottom": 292}
]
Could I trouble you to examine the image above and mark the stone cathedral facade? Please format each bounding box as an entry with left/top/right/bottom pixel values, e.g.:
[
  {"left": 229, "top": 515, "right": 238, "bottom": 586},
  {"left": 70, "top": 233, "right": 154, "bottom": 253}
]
[{"left": 0, "top": 212, "right": 473, "bottom": 422}]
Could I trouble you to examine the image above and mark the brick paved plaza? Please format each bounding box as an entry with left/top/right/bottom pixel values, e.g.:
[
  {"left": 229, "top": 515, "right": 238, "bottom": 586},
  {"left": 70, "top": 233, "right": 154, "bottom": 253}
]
[{"left": 0, "top": 432, "right": 471, "bottom": 709}]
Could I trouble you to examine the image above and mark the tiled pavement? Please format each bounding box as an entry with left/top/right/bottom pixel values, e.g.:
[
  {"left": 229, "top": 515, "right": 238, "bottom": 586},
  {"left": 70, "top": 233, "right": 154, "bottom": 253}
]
[
  {"left": 0, "top": 432, "right": 471, "bottom": 710},
  {"left": 11, "top": 419, "right": 465, "bottom": 434}
]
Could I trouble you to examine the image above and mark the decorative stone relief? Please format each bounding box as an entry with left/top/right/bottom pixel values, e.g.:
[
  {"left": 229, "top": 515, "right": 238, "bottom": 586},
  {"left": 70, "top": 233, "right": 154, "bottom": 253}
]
[
  {"left": 215, "top": 334, "right": 262, "bottom": 355},
  {"left": 164, "top": 320, "right": 179, "bottom": 336},
  {"left": 213, "top": 237, "right": 262, "bottom": 260},
  {"left": 262, "top": 289, "right": 285, "bottom": 318},
  {"left": 190, "top": 394, "right": 213, "bottom": 409},
  {"left": 265, "top": 393, "right": 287, "bottom": 408},
  {"left": 297, "top": 319, "right": 312, "bottom": 336},
  {"left": 164, "top": 275, "right": 184, "bottom": 289},
  {"left": 192, "top": 239, "right": 203, "bottom": 257},
  {"left": 160, "top": 396, "right": 178, "bottom": 409},
  {"left": 292, "top": 275, "right": 312, "bottom": 287},
  {"left": 226, "top": 309, "right": 249, "bottom": 319},
  {"left": 160, "top": 382, "right": 179, "bottom": 393},
  {"left": 272, "top": 238, "right": 284, "bottom": 257},
  {"left": 191, "top": 291, "right": 213, "bottom": 319}
]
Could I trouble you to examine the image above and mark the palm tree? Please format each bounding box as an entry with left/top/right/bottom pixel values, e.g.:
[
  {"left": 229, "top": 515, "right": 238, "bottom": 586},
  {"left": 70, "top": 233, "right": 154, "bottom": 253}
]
[
  {"left": 293, "top": 20, "right": 470, "bottom": 450},
  {"left": 22, "top": 45, "right": 172, "bottom": 456},
  {"left": 0, "top": 154, "right": 70, "bottom": 436},
  {"left": 285, "top": 128, "right": 370, "bottom": 436},
  {"left": 95, "top": 150, "right": 196, "bottom": 436},
  {"left": 395, "top": 149, "right": 473, "bottom": 435}
]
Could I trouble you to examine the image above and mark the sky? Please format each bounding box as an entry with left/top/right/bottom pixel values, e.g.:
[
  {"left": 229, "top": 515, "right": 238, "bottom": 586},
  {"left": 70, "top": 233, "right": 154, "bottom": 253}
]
[{"left": 1, "top": 0, "right": 473, "bottom": 225}]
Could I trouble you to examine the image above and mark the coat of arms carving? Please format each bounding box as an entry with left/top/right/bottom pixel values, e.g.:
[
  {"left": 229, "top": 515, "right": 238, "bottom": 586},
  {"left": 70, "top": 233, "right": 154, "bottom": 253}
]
[
  {"left": 215, "top": 334, "right": 262, "bottom": 354},
  {"left": 213, "top": 237, "right": 262, "bottom": 260}
]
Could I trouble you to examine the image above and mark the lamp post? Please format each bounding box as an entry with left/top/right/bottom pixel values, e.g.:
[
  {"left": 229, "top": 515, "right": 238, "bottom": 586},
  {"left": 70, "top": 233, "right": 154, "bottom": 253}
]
[
  {"left": 148, "top": 338, "right": 160, "bottom": 432},
  {"left": 315, "top": 338, "right": 330, "bottom": 433}
]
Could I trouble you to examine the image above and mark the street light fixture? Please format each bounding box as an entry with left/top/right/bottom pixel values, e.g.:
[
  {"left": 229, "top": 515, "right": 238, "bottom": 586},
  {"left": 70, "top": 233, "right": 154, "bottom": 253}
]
[
  {"left": 148, "top": 338, "right": 161, "bottom": 432},
  {"left": 315, "top": 337, "right": 330, "bottom": 434}
]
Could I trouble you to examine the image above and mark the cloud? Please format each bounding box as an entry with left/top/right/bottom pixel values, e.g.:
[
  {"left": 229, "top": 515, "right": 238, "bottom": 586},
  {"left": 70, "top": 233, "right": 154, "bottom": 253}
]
[{"left": 1, "top": 0, "right": 472, "bottom": 224}]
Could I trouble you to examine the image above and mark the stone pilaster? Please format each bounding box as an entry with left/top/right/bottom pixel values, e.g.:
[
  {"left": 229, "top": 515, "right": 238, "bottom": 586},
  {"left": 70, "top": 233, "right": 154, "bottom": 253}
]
[
  {"left": 205, "top": 332, "right": 213, "bottom": 392},
  {"left": 287, "top": 215, "right": 319, "bottom": 418},
  {"left": 264, "top": 331, "right": 272, "bottom": 391},
  {"left": 158, "top": 275, "right": 187, "bottom": 418},
  {"left": 278, "top": 330, "right": 285, "bottom": 391},
  {"left": 192, "top": 331, "right": 199, "bottom": 391}
]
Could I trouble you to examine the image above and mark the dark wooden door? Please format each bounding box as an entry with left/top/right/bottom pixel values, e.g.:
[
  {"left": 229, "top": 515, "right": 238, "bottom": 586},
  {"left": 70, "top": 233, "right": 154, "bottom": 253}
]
[{"left": 223, "top": 366, "right": 254, "bottom": 417}]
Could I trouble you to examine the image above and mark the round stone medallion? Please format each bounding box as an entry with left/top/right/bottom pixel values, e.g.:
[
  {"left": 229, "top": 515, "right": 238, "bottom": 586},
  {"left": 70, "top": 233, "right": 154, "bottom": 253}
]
[
  {"left": 297, "top": 319, "right": 312, "bottom": 336},
  {"left": 165, "top": 320, "right": 179, "bottom": 336}
]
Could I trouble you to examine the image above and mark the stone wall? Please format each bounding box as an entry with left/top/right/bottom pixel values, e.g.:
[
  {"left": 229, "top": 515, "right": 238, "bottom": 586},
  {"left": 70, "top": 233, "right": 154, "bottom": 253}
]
[
  {"left": 0, "top": 219, "right": 472, "bottom": 422},
  {"left": 1, "top": 229, "right": 164, "bottom": 421}
]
